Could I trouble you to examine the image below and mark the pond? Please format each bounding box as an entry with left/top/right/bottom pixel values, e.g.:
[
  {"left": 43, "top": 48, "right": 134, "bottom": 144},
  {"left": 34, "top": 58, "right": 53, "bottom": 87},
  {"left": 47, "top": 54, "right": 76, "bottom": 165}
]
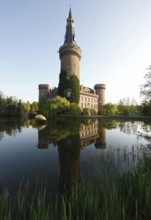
[{"left": 0, "top": 117, "right": 150, "bottom": 196}]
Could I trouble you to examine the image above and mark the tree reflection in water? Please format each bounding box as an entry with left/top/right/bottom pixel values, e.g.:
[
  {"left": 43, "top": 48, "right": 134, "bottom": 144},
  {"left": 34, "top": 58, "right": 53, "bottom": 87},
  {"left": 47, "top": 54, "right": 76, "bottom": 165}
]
[
  {"left": 0, "top": 117, "right": 150, "bottom": 194},
  {"left": 33, "top": 118, "right": 151, "bottom": 191},
  {"left": 58, "top": 135, "right": 81, "bottom": 192},
  {"left": 37, "top": 118, "right": 108, "bottom": 192},
  {"left": 118, "top": 120, "right": 151, "bottom": 151}
]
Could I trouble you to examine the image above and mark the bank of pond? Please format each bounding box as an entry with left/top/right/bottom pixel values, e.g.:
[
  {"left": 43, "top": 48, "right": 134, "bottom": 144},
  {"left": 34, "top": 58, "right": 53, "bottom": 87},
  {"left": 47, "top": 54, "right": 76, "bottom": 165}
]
[
  {"left": 0, "top": 155, "right": 151, "bottom": 220},
  {"left": 0, "top": 117, "right": 151, "bottom": 219}
]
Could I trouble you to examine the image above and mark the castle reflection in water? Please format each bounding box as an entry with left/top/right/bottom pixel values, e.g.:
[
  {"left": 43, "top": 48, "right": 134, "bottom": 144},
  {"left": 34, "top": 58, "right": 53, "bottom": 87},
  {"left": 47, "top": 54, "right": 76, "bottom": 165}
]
[
  {"left": 38, "top": 119, "right": 106, "bottom": 149},
  {"left": 37, "top": 119, "right": 107, "bottom": 191},
  {"left": 80, "top": 120, "right": 106, "bottom": 149}
]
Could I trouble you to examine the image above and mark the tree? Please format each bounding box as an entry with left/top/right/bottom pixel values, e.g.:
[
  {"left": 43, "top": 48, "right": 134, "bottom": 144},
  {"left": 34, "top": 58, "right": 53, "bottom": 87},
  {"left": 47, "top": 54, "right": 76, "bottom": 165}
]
[
  {"left": 141, "top": 101, "right": 151, "bottom": 116},
  {"left": 82, "top": 108, "right": 91, "bottom": 116},
  {"left": 21, "top": 101, "right": 31, "bottom": 113},
  {"left": 0, "top": 91, "right": 5, "bottom": 113},
  {"left": 5, "top": 96, "right": 18, "bottom": 115},
  {"left": 30, "top": 102, "right": 38, "bottom": 113},
  {"left": 0, "top": 91, "right": 5, "bottom": 100},
  {"left": 40, "top": 96, "right": 70, "bottom": 118},
  {"left": 140, "top": 65, "right": 151, "bottom": 102},
  {"left": 68, "top": 103, "right": 81, "bottom": 116},
  {"left": 140, "top": 66, "right": 151, "bottom": 116},
  {"left": 117, "top": 97, "right": 139, "bottom": 116},
  {"left": 102, "top": 103, "right": 118, "bottom": 116},
  {"left": 40, "top": 96, "right": 81, "bottom": 118}
]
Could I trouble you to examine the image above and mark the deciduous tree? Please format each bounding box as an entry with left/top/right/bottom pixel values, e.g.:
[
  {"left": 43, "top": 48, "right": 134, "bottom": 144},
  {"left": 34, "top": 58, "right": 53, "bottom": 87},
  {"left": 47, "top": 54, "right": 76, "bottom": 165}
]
[
  {"left": 102, "top": 103, "right": 118, "bottom": 116},
  {"left": 140, "top": 65, "right": 151, "bottom": 102}
]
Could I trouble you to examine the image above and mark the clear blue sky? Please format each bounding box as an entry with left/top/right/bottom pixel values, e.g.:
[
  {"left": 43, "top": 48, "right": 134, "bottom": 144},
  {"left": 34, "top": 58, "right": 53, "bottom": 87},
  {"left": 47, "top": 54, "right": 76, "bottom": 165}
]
[{"left": 0, "top": 0, "right": 151, "bottom": 103}]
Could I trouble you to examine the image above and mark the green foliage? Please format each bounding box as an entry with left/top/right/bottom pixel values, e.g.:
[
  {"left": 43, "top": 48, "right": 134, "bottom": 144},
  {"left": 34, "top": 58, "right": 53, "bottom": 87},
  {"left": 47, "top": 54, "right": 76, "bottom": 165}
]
[
  {"left": 30, "top": 102, "right": 38, "bottom": 113},
  {"left": 0, "top": 156, "right": 151, "bottom": 219},
  {"left": 58, "top": 70, "right": 80, "bottom": 103},
  {"left": 82, "top": 108, "right": 91, "bottom": 116},
  {"left": 140, "top": 66, "right": 151, "bottom": 116},
  {"left": 0, "top": 92, "right": 5, "bottom": 111},
  {"left": 0, "top": 95, "right": 19, "bottom": 116},
  {"left": 102, "top": 103, "right": 118, "bottom": 116},
  {"left": 66, "top": 103, "right": 81, "bottom": 116},
  {"left": 117, "top": 98, "right": 140, "bottom": 116},
  {"left": 40, "top": 96, "right": 81, "bottom": 118},
  {"left": 104, "top": 120, "right": 118, "bottom": 129},
  {"left": 58, "top": 70, "right": 68, "bottom": 97},
  {"left": 140, "top": 65, "right": 151, "bottom": 102},
  {"left": 0, "top": 91, "right": 38, "bottom": 116},
  {"left": 67, "top": 75, "right": 80, "bottom": 103},
  {"left": 141, "top": 101, "right": 151, "bottom": 116},
  {"left": 21, "top": 101, "right": 30, "bottom": 113},
  {"left": 21, "top": 101, "right": 38, "bottom": 115},
  {"left": 39, "top": 99, "right": 50, "bottom": 118},
  {"left": 38, "top": 119, "right": 81, "bottom": 144},
  {"left": 139, "top": 66, "right": 151, "bottom": 116}
]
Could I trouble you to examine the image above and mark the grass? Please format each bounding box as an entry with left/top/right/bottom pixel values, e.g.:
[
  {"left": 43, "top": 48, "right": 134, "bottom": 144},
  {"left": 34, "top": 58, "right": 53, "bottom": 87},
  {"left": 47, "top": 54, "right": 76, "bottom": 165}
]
[{"left": 0, "top": 156, "right": 151, "bottom": 220}]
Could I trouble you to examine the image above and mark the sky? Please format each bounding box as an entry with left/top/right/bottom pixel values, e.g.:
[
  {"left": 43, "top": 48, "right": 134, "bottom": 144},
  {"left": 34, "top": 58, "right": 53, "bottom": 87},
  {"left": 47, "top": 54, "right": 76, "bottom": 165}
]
[{"left": 0, "top": 0, "right": 151, "bottom": 104}]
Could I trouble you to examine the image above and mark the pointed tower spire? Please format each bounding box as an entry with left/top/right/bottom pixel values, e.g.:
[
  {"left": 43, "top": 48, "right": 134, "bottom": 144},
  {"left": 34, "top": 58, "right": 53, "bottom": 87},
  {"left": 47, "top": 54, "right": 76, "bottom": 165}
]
[
  {"left": 64, "top": 7, "right": 76, "bottom": 45},
  {"left": 59, "top": 8, "right": 81, "bottom": 81},
  {"left": 69, "top": 7, "right": 72, "bottom": 18}
]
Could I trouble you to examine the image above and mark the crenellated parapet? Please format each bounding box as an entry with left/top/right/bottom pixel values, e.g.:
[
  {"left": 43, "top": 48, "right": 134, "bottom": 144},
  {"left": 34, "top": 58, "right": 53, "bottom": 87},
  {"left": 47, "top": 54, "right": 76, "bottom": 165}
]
[
  {"left": 94, "top": 84, "right": 106, "bottom": 90},
  {"left": 59, "top": 45, "right": 81, "bottom": 60},
  {"left": 39, "top": 84, "right": 51, "bottom": 103},
  {"left": 59, "top": 8, "right": 81, "bottom": 81},
  {"left": 38, "top": 8, "right": 106, "bottom": 115}
]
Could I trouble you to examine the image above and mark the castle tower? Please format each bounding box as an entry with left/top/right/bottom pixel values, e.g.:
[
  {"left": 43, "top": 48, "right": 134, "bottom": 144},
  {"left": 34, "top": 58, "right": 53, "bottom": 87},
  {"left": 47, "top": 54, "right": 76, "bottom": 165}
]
[
  {"left": 94, "top": 84, "right": 106, "bottom": 112},
  {"left": 38, "top": 84, "right": 51, "bottom": 104},
  {"left": 59, "top": 8, "right": 81, "bottom": 80}
]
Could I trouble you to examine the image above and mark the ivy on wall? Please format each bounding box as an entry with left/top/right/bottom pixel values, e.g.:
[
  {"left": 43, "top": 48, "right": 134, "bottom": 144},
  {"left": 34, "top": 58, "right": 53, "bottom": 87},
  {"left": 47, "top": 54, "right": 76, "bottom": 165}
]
[{"left": 58, "top": 70, "right": 80, "bottom": 104}]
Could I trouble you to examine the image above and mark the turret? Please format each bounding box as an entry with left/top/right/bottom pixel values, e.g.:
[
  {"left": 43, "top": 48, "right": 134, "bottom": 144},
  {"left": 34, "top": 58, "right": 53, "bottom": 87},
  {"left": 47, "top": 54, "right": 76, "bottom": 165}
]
[
  {"left": 59, "top": 8, "right": 81, "bottom": 80},
  {"left": 95, "top": 126, "right": 106, "bottom": 149},
  {"left": 38, "top": 84, "right": 51, "bottom": 104},
  {"left": 94, "top": 84, "right": 106, "bottom": 112}
]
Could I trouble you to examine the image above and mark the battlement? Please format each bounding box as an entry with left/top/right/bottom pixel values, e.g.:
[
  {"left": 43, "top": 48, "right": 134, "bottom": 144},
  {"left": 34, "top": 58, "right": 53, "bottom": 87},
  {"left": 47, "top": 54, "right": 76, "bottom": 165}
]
[
  {"left": 38, "top": 8, "right": 106, "bottom": 114},
  {"left": 39, "top": 84, "right": 51, "bottom": 90},
  {"left": 94, "top": 84, "right": 106, "bottom": 90},
  {"left": 59, "top": 45, "right": 81, "bottom": 60},
  {"left": 38, "top": 84, "right": 51, "bottom": 103}
]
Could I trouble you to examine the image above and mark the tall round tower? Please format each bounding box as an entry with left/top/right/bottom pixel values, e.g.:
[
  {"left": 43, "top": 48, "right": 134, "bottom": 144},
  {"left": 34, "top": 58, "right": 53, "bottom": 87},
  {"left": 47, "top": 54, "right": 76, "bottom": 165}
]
[
  {"left": 59, "top": 8, "right": 81, "bottom": 80},
  {"left": 94, "top": 84, "right": 106, "bottom": 112}
]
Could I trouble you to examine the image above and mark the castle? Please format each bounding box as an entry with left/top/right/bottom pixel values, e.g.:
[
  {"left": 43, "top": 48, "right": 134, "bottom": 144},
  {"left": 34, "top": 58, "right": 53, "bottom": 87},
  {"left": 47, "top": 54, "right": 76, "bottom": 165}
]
[{"left": 39, "top": 8, "right": 106, "bottom": 114}]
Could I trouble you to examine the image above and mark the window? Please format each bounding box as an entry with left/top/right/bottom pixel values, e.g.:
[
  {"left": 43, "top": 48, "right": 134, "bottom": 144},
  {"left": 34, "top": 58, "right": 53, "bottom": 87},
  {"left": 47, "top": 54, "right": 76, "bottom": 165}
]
[{"left": 67, "top": 91, "right": 71, "bottom": 97}]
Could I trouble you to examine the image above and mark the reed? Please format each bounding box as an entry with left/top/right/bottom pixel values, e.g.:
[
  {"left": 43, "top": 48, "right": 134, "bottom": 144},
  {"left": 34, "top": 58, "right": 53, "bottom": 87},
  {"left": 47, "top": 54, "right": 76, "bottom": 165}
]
[{"left": 0, "top": 156, "right": 151, "bottom": 220}]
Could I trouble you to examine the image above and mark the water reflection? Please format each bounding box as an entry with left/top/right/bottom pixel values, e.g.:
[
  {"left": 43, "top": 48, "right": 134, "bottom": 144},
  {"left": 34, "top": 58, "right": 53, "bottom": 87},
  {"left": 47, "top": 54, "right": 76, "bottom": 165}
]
[
  {"left": 0, "top": 117, "right": 36, "bottom": 137},
  {"left": 37, "top": 118, "right": 151, "bottom": 191},
  {"left": 37, "top": 119, "right": 108, "bottom": 190},
  {"left": 58, "top": 134, "right": 81, "bottom": 191},
  {"left": 118, "top": 120, "right": 151, "bottom": 137},
  {"left": 0, "top": 117, "right": 151, "bottom": 194},
  {"left": 0, "top": 117, "right": 21, "bottom": 136},
  {"left": 38, "top": 119, "right": 107, "bottom": 149},
  {"left": 80, "top": 120, "right": 106, "bottom": 149}
]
